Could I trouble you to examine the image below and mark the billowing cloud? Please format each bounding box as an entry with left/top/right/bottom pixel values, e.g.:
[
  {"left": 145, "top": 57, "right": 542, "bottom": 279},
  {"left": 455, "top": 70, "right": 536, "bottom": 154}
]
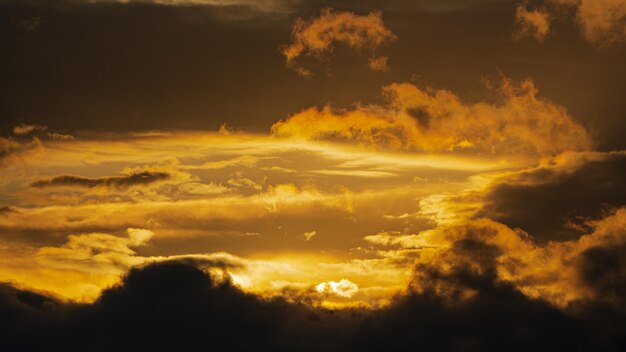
[
  {"left": 272, "top": 77, "right": 592, "bottom": 156},
  {"left": 281, "top": 9, "right": 396, "bottom": 76}
]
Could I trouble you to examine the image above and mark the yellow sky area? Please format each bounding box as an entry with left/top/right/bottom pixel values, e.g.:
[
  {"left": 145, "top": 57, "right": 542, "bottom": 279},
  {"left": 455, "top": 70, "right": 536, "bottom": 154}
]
[
  {"left": 0, "top": 76, "right": 615, "bottom": 309},
  {"left": 0, "top": 229, "right": 411, "bottom": 308},
  {"left": 0, "top": 130, "right": 529, "bottom": 307},
  {"left": 0, "top": 146, "right": 623, "bottom": 309}
]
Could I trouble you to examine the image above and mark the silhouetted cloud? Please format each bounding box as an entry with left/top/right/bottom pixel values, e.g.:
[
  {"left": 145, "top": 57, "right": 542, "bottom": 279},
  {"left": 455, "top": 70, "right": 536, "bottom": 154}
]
[
  {"left": 0, "top": 261, "right": 359, "bottom": 351},
  {"left": 479, "top": 151, "right": 626, "bottom": 241},
  {"left": 1, "top": 258, "right": 625, "bottom": 351},
  {"left": 31, "top": 171, "right": 171, "bottom": 189}
]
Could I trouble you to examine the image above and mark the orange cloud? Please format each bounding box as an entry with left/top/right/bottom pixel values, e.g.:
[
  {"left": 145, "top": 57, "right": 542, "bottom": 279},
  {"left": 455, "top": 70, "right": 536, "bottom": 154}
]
[
  {"left": 515, "top": 2, "right": 552, "bottom": 42},
  {"left": 517, "top": 0, "right": 626, "bottom": 46},
  {"left": 573, "top": 0, "right": 626, "bottom": 45},
  {"left": 272, "top": 77, "right": 592, "bottom": 156},
  {"left": 281, "top": 9, "right": 396, "bottom": 76}
]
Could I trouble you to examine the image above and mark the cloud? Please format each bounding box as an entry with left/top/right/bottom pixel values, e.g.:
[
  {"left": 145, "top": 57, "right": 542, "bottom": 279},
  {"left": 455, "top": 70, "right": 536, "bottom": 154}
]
[
  {"left": 0, "top": 261, "right": 360, "bottom": 351},
  {"left": 0, "top": 206, "right": 16, "bottom": 215},
  {"left": 36, "top": 228, "right": 154, "bottom": 274},
  {"left": 281, "top": 9, "right": 396, "bottom": 76},
  {"left": 367, "top": 55, "right": 389, "bottom": 72},
  {"left": 303, "top": 230, "right": 316, "bottom": 241},
  {"left": 478, "top": 151, "right": 626, "bottom": 241},
  {"left": 31, "top": 171, "right": 171, "bottom": 189},
  {"left": 315, "top": 279, "right": 358, "bottom": 298},
  {"left": 355, "top": 236, "right": 599, "bottom": 351},
  {"left": 565, "top": 0, "right": 626, "bottom": 46},
  {"left": 23, "top": 158, "right": 232, "bottom": 203},
  {"left": 272, "top": 77, "right": 592, "bottom": 156},
  {"left": 11, "top": 124, "right": 74, "bottom": 140},
  {"left": 515, "top": 2, "right": 552, "bottom": 42},
  {"left": 0, "top": 259, "right": 622, "bottom": 351},
  {"left": 517, "top": 0, "right": 626, "bottom": 46}
]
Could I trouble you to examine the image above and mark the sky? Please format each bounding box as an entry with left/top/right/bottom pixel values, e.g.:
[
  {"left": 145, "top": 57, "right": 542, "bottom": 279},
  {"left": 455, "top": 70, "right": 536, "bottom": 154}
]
[{"left": 1, "top": 0, "right": 626, "bottom": 350}]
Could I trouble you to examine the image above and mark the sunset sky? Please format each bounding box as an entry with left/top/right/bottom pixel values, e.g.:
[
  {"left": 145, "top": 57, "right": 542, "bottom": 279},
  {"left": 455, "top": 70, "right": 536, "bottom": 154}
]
[{"left": 1, "top": 0, "right": 626, "bottom": 350}]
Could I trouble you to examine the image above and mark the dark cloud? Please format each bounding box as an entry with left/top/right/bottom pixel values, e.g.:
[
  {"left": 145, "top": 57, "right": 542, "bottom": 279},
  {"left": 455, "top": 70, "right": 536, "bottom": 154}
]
[
  {"left": 577, "top": 244, "right": 626, "bottom": 308},
  {"left": 0, "top": 261, "right": 357, "bottom": 351},
  {"left": 352, "top": 228, "right": 623, "bottom": 351},
  {"left": 478, "top": 153, "right": 626, "bottom": 241},
  {"left": 1, "top": 259, "right": 624, "bottom": 351},
  {"left": 0, "top": 206, "right": 17, "bottom": 214},
  {"left": 31, "top": 171, "right": 171, "bottom": 189},
  {"left": 567, "top": 242, "right": 626, "bottom": 351}
]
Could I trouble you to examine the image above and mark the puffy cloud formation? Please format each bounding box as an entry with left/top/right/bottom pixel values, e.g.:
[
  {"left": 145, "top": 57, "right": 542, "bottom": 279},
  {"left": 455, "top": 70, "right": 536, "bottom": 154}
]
[
  {"left": 515, "top": 2, "right": 552, "bottom": 42},
  {"left": 516, "top": 0, "right": 626, "bottom": 46},
  {"left": 272, "top": 77, "right": 592, "bottom": 156},
  {"left": 407, "top": 210, "right": 626, "bottom": 308},
  {"left": 565, "top": 0, "right": 626, "bottom": 45},
  {"left": 281, "top": 9, "right": 396, "bottom": 76}
]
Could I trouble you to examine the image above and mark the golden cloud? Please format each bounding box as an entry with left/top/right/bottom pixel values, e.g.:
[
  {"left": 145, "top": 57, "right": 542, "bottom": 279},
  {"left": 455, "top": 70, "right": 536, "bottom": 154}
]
[
  {"left": 515, "top": 2, "right": 552, "bottom": 42},
  {"left": 517, "top": 0, "right": 626, "bottom": 46},
  {"left": 272, "top": 77, "right": 592, "bottom": 156},
  {"left": 281, "top": 9, "right": 396, "bottom": 76}
]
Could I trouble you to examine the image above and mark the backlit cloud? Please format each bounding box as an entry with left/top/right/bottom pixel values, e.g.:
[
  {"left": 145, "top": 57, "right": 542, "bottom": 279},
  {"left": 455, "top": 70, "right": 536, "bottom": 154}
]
[{"left": 272, "top": 77, "right": 592, "bottom": 156}]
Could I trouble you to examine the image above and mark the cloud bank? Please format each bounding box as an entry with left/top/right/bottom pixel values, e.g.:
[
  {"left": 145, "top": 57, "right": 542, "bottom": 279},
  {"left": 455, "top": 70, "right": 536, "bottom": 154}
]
[{"left": 272, "top": 77, "right": 592, "bottom": 156}]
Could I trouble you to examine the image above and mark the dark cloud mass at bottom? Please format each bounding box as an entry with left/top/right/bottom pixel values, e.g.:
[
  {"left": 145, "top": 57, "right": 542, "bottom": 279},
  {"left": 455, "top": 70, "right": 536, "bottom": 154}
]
[{"left": 1, "top": 257, "right": 624, "bottom": 352}]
